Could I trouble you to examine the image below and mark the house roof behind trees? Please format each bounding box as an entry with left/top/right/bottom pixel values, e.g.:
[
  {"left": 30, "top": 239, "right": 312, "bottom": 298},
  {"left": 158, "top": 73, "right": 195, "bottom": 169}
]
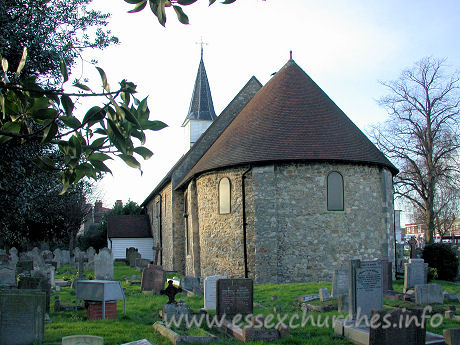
[{"left": 107, "top": 215, "right": 152, "bottom": 238}]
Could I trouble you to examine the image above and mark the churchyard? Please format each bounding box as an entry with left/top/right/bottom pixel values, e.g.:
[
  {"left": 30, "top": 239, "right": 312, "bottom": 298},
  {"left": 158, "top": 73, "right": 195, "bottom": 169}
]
[{"left": 1, "top": 247, "right": 460, "bottom": 345}]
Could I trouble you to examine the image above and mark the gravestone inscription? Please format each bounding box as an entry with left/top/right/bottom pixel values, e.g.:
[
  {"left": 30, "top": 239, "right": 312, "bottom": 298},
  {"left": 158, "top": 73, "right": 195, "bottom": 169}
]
[{"left": 216, "top": 278, "right": 253, "bottom": 317}]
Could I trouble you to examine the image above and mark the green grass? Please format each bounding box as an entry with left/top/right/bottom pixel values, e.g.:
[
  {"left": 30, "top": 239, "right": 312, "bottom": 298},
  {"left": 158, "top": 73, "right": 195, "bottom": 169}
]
[{"left": 43, "top": 264, "right": 460, "bottom": 345}]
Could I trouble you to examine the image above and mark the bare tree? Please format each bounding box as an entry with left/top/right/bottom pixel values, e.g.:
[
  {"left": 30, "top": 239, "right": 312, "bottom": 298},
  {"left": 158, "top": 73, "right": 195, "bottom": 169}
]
[{"left": 372, "top": 57, "right": 460, "bottom": 244}]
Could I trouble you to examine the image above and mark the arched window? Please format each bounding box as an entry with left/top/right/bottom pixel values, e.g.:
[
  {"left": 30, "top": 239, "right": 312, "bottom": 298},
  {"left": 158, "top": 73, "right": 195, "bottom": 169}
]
[
  {"left": 327, "top": 172, "right": 344, "bottom": 211},
  {"left": 219, "top": 178, "right": 231, "bottom": 214}
]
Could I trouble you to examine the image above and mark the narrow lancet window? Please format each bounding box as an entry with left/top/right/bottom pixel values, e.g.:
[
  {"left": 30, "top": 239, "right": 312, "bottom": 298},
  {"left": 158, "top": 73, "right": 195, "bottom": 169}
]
[
  {"left": 327, "top": 172, "right": 344, "bottom": 211},
  {"left": 219, "top": 178, "right": 231, "bottom": 214}
]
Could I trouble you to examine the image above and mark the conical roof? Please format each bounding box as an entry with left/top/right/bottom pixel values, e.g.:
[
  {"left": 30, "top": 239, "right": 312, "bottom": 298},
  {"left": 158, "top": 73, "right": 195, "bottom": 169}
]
[
  {"left": 181, "top": 59, "right": 397, "bottom": 185},
  {"left": 182, "top": 56, "right": 217, "bottom": 125}
]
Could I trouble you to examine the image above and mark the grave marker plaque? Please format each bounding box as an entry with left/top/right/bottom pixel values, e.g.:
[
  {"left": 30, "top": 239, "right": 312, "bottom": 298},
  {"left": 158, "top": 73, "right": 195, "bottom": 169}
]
[
  {"left": 216, "top": 278, "right": 253, "bottom": 317},
  {"left": 141, "top": 265, "right": 165, "bottom": 293},
  {"left": 0, "top": 290, "right": 46, "bottom": 345}
]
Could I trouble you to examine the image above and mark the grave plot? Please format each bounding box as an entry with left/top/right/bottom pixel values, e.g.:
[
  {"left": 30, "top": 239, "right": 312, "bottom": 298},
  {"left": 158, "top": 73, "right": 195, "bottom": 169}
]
[{"left": 153, "top": 321, "right": 218, "bottom": 345}]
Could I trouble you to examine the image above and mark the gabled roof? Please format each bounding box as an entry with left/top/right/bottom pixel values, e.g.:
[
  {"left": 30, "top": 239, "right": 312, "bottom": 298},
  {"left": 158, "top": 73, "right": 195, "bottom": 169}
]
[
  {"left": 182, "top": 56, "right": 217, "bottom": 125},
  {"left": 141, "top": 76, "right": 262, "bottom": 206},
  {"left": 107, "top": 215, "right": 152, "bottom": 238},
  {"left": 179, "top": 59, "right": 398, "bottom": 185}
]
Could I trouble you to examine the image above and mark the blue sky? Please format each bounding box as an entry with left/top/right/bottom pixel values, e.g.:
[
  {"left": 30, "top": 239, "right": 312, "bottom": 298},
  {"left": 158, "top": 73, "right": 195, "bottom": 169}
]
[{"left": 79, "top": 0, "right": 459, "bottom": 223}]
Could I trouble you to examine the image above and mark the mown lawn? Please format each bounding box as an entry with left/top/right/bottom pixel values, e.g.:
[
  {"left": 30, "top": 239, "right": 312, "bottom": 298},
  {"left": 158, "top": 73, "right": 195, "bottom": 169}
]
[{"left": 43, "top": 263, "right": 460, "bottom": 345}]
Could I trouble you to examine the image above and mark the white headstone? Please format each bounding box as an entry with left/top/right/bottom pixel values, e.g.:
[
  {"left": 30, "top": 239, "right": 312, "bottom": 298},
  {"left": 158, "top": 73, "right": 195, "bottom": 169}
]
[
  {"left": 94, "top": 248, "right": 113, "bottom": 280},
  {"left": 204, "top": 275, "right": 227, "bottom": 310}
]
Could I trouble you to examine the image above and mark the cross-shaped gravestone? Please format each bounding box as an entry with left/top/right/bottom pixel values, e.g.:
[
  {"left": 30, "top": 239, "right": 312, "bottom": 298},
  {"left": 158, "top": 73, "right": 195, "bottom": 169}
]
[{"left": 160, "top": 280, "right": 182, "bottom": 304}]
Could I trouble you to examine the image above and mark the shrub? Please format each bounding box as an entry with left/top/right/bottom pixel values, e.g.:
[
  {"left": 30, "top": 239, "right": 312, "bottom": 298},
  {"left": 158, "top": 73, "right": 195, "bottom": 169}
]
[{"left": 422, "top": 244, "right": 459, "bottom": 281}]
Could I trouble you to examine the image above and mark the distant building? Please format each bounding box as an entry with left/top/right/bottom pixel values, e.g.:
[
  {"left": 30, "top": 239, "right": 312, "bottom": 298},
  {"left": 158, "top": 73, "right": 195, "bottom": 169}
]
[
  {"left": 404, "top": 218, "right": 460, "bottom": 245},
  {"left": 80, "top": 200, "right": 112, "bottom": 234},
  {"left": 107, "top": 215, "right": 154, "bottom": 261}
]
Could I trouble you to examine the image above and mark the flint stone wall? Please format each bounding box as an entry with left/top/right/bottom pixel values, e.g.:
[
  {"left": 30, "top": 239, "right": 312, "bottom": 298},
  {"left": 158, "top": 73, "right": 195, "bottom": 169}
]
[{"left": 193, "top": 162, "right": 394, "bottom": 283}]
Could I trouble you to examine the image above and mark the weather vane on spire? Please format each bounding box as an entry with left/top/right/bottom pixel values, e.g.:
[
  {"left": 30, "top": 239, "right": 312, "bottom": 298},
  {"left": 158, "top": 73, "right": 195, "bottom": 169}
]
[{"left": 196, "top": 37, "right": 208, "bottom": 58}]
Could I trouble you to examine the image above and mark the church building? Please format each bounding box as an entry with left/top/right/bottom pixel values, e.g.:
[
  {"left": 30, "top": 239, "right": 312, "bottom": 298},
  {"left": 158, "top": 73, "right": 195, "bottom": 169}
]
[{"left": 141, "top": 53, "right": 398, "bottom": 283}]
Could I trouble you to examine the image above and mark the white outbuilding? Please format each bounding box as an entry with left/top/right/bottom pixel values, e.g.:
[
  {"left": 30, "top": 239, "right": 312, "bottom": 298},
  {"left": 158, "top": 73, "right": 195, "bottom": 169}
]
[{"left": 107, "top": 215, "right": 154, "bottom": 261}]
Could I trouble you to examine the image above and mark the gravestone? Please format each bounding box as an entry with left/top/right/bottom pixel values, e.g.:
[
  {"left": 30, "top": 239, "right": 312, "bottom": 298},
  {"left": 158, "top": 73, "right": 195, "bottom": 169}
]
[
  {"left": 204, "top": 275, "right": 227, "bottom": 310},
  {"left": 16, "top": 260, "right": 34, "bottom": 275},
  {"left": 129, "top": 252, "right": 141, "bottom": 268},
  {"left": 444, "top": 328, "right": 460, "bottom": 345},
  {"left": 135, "top": 258, "right": 150, "bottom": 271},
  {"left": 319, "top": 288, "right": 330, "bottom": 302},
  {"left": 126, "top": 247, "right": 138, "bottom": 263},
  {"left": 62, "top": 335, "right": 104, "bottom": 345},
  {"left": 349, "top": 259, "right": 383, "bottom": 320},
  {"left": 180, "top": 276, "right": 203, "bottom": 295},
  {"left": 381, "top": 258, "right": 393, "bottom": 291},
  {"left": 53, "top": 248, "right": 62, "bottom": 268},
  {"left": 0, "top": 290, "right": 46, "bottom": 345},
  {"left": 338, "top": 294, "right": 349, "bottom": 314},
  {"left": 404, "top": 259, "right": 428, "bottom": 293},
  {"left": 94, "top": 248, "right": 113, "bottom": 280},
  {"left": 414, "top": 284, "right": 443, "bottom": 305},
  {"left": 369, "top": 309, "right": 425, "bottom": 345},
  {"left": 140, "top": 265, "right": 165, "bottom": 293},
  {"left": 9, "top": 247, "right": 18, "bottom": 267},
  {"left": 216, "top": 278, "right": 253, "bottom": 318},
  {"left": 42, "top": 250, "right": 53, "bottom": 262},
  {"left": 162, "top": 302, "right": 191, "bottom": 322},
  {"left": 0, "top": 261, "right": 16, "bottom": 288},
  {"left": 332, "top": 268, "right": 349, "bottom": 298},
  {"left": 86, "top": 247, "right": 96, "bottom": 270},
  {"left": 62, "top": 250, "right": 71, "bottom": 265}
]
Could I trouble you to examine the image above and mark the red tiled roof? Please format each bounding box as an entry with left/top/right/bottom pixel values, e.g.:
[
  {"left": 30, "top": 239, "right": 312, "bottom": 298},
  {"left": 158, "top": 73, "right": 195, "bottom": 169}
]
[
  {"left": 181, "top": 59, "right": 397, "bottom": 183},
  {"left": 107, "top": 215, "right": 152, "bottom": 238}
]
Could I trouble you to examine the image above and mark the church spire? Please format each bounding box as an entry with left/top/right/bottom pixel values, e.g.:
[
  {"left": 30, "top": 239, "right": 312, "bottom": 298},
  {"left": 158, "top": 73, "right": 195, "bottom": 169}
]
[{"left": 182, "top": 45, "right": 216, "bottom": 126}]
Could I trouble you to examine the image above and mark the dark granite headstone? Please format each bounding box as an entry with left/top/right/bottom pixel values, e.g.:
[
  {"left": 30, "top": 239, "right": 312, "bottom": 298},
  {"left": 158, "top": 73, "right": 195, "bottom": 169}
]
[
  {"left": 140, "top": 265, "right": 165, "bottom": 293},
  {"left": 180, "top": 276, "right": 203, "bottom": 296},
  {"left": 216, "top": 278, "right": 253, "bottom": 317},
  {"left": 0, "top": 290, "right": 46, "bottom": 345},
  {"left": 349, "top": 259, "right": 383, "bottom": 319},
  {"left": 369, "top": 309, "right": 425, "bottom": 345},
  {"left": 381, "top": 259, "right": 393, "bottom": 291}
]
